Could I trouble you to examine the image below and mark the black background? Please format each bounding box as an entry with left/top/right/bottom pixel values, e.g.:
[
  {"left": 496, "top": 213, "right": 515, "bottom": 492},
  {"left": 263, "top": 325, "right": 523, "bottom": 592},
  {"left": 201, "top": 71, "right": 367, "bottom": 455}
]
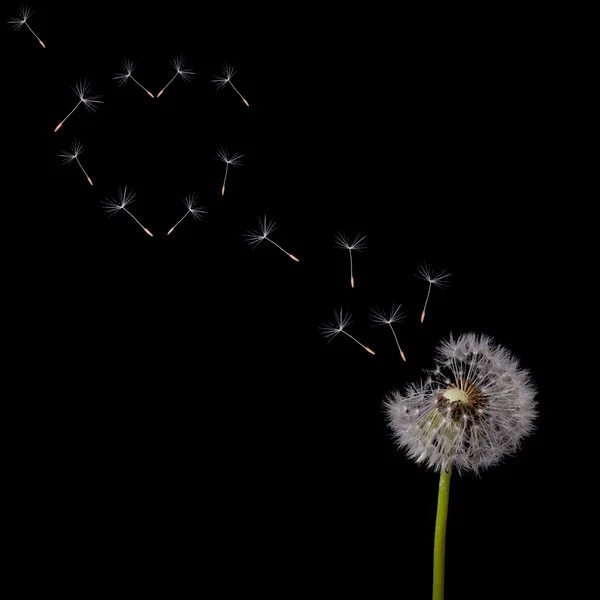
[{"left": 5, "top": 3, "right": 564, "bottom": 598}]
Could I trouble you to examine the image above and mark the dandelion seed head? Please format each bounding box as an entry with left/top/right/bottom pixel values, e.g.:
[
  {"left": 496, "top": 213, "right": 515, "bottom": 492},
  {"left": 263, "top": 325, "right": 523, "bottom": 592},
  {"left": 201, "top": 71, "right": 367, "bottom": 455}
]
[
  {"left": 417, "top": 263, "right": 451, "bottom": 287},
  {"left": 384, "top": 333, "right": 537, "bottom": 475},
  {"left": 334, "top": 232, "right": 367, "bottom": 252},
  {"left": 59, "top": 140, "right": 84, "bottom": 164},
  {"left": 371, "top": 303, "right": 405, "bottom": 326},
  {"left": 243, "top": 216, "right": 277, "bottom": 247},
  {"left": 319, "top": 308, "right": 353, "bottom": 341},
  {"left": 212, "top": 63, "right": 237, "bottom": 89},
  {"left": 102, "top": 186, "right": 136, "bottom": 216},
  {"left": 216, "top": 147, "right": 243, "bottom": 167},
  {"left": 8, "top": 5, "right": 32, "bottom": 29}
]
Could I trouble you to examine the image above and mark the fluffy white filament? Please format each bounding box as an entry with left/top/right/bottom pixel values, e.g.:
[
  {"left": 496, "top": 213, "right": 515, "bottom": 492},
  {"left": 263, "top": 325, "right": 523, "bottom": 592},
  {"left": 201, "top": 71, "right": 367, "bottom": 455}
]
[{"left": 385, "top": 333, "right": 537, "bottom": 474}]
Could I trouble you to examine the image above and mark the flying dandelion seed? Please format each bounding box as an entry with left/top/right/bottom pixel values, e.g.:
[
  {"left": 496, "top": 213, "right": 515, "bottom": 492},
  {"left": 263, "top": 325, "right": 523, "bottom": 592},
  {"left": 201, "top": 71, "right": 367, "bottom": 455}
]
[
  {"left": 244, "top": 216, "right": 299, "bottom": 262},
  {"left": 319, "top": 308, "right": 375, "bottom": 355},
  {"left": 59, "top": 140, "right": 93, "bottom": 186},
  {"left": 417, "top": 263, "right": 451, "bottom": 323},
  {"left": 113, "top": 59, "right": 154, "bottom": 98},
  {"left": 216, "top": 147, "right": 243, "bottom": 196},
  {"left": 167, "top": 193, "right": 207, "bottom": 235},
  {"left": 212, "top": 63, "right": 250, "bottom": 107},
  {"left": 156, "top": 55, "right": 195, "bottom": 98},
  {"left": 371, "top": 303, "right": 407, "bottom": 362},
  {"left": 102, "top": 186, "right": 153, "bottom": 237},
  {"left": 334, "top": 232, "right": 367, "bottom": 288},
  {"left": 54, "top": 79, "right": 103, "bottom": 133},
  {"left": 8, "top": 5, "right": 45, "bottom": 48},
  {"left": 384, "top": 333, "right": 537, "bottom": 599}
]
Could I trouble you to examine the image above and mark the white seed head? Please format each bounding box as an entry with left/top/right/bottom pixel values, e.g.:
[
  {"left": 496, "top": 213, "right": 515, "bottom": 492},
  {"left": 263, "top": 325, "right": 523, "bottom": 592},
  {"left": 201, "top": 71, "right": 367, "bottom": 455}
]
[
  {"left": 172, "top": 55, "right": 195, "bottom": 81},
  {"left": 8, "top": 5, "right": 32, "bottom": 30},
  {"left": 416, "top": 263, "right": 451, "bottom": 287},
  {"left": 384, "top": 333, "right": 537, "bottom": 475},
  {"left": 334, "top": 232, "right": 368, "bottom": 252},
  {"left": 371, "top": 303, "right": 405, "bottom": 326},
  {"left": 113, "top": 58, "right": 135, "bottom": 85},
  {"left": 102, "top": 186, "right": 136, "bottom": 216},
  {"left": 182, "top": 193, "right": 206, "bottom": 220},
  {"left": 73, "top": 79, "right": 103, "bottom": 112},
  {"left": 59, "top": 140, "right": 84, "bottom": 164},
  {"left": 216, "top": 147, "right": 243, "bottom": 167},
  {"left": 212, "top": 63, "right": 237, "bottom": 89},
  {"left": 243, "top": 216, "right": 277, "bottom": 247},
  {"left": 319, "top": 308, "right": 353, "bottom": 341}
]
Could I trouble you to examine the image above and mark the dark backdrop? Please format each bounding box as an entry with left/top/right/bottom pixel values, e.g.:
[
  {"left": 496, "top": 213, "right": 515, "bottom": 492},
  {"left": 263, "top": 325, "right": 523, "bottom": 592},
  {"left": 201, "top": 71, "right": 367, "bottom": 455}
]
[{"left": 5, "top": 3, "right": 561, "bottom": 598}]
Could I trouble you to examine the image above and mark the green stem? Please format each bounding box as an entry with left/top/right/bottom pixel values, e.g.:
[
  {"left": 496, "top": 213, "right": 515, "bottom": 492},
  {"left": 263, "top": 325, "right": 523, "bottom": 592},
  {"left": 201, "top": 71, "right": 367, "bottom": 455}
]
[{"left": 433, "top": 468, "right": 452, "bottom": 600}]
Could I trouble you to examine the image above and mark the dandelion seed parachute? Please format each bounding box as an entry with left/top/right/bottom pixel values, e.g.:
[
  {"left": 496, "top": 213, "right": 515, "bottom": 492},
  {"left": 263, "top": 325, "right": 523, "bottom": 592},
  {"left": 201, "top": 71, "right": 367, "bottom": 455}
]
[
  {"left": 416, "top": 263, "right": 451, "bottom": 323},
  {"left": 102, "top": 186, "right": 153, "bottom": 237},
  {"left": 59, "top": 140, "right": 93, "bottom": 186},
  {"left": 334, "top": 232, "right": 367, "bottom": 289},
  {"left": 167, "top": 194, "right": 206, "bottom": 235},
  {"left": 212, "top": 64, "right": 250, "bottom": 107},
  {"left": 113, "top": 59, "right": 154, "bottom": 98},
  {"left": 8, "top": 5, "right": 45, "bottom": 48},
  {"left": 216, "top": 148, "right": 243, "bottom": 196},
  {"left": 54, "top": 79, "right": 103, "bottom": 133},
  {"left": 244, "top": 216, "right": 299, "bottom": 262},
  {"left": 156, "top": 56, "right": 194, "bottom": 98},
  {"left": 371, "top": 303, "right": 406, "bottom": 361},
  {"left": 320, "top": 308, "right": 375, "bottom": 355}
]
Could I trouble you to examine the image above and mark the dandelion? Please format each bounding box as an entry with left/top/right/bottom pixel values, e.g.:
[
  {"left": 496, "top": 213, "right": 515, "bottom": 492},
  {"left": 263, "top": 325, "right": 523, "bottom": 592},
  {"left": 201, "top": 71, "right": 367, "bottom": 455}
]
[
  {"left": 334, "top": 232, "right": 367, "bottom": 288},
  {"left": 212, "top": 63, "right": 249, "bottom": 107},
  {"left": 417, "top": 263, "right": 451, "bottom": 323},
  {"left": 156, "top": 55, "right": 195, "bottom": 98},
  {"left": 167, "top": 193, "right": 207, "bottom": 235},
  {"left": 113, "top": 59, "right": 154, "bottom": 98},
  {"left": 216, "top": 147, "right": 243, "bottom": 196},
  {"left": 59, "top": 140, "right": 93, "bottom": 186},
  {"left": 244, "top": 216, "right": 299, "bottom": 262},
  {"left": 371, "top": 303, "right": 406, "bottom": 361},
  {"left": 102, "top": 186, "right": 153, "bottom": 237},
  {"left": 8, "top": 5, "right": 45, "bottom": 48},
  {"left": 319, "top": 308, "right": 375, "bottom": 355},
  {"left": 54, "top": 79, "right": 103, "bottom": 133},
  {"left": 384, "top": 333, "right": 537, "bottom": 599}
]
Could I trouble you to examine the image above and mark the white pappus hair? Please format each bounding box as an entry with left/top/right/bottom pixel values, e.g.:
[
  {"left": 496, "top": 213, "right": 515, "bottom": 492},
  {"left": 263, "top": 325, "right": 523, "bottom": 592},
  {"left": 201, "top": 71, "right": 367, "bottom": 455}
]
[{"left": 384, "top": 333, "right": 537, "bottom": 475}]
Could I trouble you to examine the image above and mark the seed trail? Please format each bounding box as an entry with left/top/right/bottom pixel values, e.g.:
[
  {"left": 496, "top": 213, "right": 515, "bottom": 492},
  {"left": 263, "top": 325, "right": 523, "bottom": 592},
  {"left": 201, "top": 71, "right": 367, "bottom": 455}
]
[
  {"left": 8, "top": 6, "right": 45, "bottom": 48},
  {"left": 334, "top": 232, "right": 367, "bottom": 288},
  {"left": 212, "top": 64, "right": 250, "bottom": 107},
  {"left": 417, "top": 264, "right": 451, "bottom": 323},
  {"left": 244, "top": 216, "right": 299, "bottom": 262},
  {"left": 320, "top": 308, "right": 374, "bottom": 355},
  {"left": 167, "top": 194, "right": 206, "bottom": 235}
]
